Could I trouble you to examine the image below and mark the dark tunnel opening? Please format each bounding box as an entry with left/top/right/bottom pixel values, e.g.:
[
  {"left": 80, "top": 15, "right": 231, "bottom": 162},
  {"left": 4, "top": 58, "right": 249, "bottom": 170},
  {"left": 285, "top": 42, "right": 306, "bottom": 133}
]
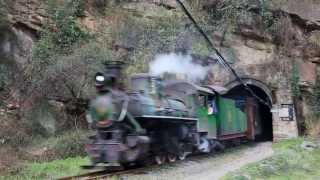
[{"left": 225, "top": 84, "right": 273, "bottom": 141}]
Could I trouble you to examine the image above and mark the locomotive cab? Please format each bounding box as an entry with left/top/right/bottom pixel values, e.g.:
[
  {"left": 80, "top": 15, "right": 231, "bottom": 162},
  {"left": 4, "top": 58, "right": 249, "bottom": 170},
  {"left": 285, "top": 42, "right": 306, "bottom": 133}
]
[
  {"left": 130, "top": 74, "right": 161, "bottom": 95},
  {"left": 196, "top": 91, "right": 218, "bottom": 139},
  {"left": 128, "top": 74, "right": 189, "bottom": 117}
]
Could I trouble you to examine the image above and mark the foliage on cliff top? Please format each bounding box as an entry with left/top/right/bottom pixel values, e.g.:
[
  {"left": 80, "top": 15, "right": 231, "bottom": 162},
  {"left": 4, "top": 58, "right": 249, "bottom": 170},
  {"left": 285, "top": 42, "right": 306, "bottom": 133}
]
[
  {"left": 19, "top": 0, "right": 101, "bottom": 135},
  {"left": 33, "top": 0, "right": 90, "bottom": 63},
  {"left": 311, "top": 71, "right": 320, "bottom": 116},
  {"left": 304, "top": 70, "right": 320, "bottom": 137},
  {"left": 27, "top": 0, "right": 92, "bottom": 98},
  {"left": 105, "top": 9, "right": 183, "bottom": 75},
  {"left": 0, "top": 0, "right": 8, "bottom": 29}
]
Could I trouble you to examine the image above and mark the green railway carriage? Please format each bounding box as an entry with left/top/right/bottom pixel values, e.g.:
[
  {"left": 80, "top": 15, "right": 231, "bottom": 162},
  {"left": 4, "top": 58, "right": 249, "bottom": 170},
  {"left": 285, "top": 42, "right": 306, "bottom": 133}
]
[
  {"left": 129, "top": 77, "right": 251, "bottom": 141},
  {"left": 196, "top": 88, "right": 248, "bottom": 141}
]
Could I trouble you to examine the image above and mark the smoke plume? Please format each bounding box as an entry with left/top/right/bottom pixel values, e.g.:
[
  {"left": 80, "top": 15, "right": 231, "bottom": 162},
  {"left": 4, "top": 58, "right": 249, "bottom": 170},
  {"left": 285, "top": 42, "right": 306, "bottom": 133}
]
[{"left": 149, "top": 53, "right": 211, "bottom": 82}]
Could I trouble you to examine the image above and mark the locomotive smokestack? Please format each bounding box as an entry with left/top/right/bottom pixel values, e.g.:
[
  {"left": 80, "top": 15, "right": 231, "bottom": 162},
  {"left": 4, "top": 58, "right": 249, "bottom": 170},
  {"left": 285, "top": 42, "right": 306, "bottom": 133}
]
[
  {"left": 103, "top": 61, "right": 125, "bottom": 78},
  {"left": 103, "top": 61, "right": 125, "bottom": 89},
  {"left": 162, "top": 72, "right": 188, "bottom": 81}
]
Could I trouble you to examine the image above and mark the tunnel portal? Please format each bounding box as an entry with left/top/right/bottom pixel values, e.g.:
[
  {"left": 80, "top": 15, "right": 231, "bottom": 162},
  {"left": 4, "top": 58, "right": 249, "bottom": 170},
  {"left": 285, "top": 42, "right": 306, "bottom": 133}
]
[{"left": 225, "top": 79, "right": 274, "bottom": 141}]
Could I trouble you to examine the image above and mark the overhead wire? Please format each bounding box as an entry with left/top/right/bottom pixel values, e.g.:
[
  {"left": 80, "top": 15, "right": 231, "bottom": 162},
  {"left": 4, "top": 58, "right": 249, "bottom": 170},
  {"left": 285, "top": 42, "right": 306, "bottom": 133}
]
[{"left": 175, "top": 0, "right": 272, "bottom": 108}]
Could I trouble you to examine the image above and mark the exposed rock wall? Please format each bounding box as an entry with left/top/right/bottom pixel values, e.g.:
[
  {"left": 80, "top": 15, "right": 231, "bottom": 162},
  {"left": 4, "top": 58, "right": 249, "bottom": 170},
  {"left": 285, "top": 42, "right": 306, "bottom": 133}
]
[
  {"left": 6, "top": 0, "right": 46, "bottom": 31},
  {"left": 205, "top": 0, "right": 320, "bottom": 139},
  {"left": 270, "top": 0, "right": 320, "bottom": 28},
  {"left": 1, "top": 0, "right": 45, "bottom": 66},
  {"left": 1, "top": 0, "right": 320, "bottom": 139}
]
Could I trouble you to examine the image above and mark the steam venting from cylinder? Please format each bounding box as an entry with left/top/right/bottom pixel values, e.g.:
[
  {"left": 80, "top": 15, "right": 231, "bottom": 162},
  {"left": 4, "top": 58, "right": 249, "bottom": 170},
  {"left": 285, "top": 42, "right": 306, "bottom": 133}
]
[{"left": 149, "top": 53, "right": 211, "bottom": 83}]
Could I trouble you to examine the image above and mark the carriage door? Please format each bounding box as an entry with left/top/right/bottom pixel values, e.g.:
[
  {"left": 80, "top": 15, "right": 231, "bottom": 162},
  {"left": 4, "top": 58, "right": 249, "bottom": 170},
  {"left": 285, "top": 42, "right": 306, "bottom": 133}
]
[
  {"left": 245, "top": 97, "right": 256, "bottom": 140},
  {"left": 197, "top": 94, "right": 209, "bottom": 133}
]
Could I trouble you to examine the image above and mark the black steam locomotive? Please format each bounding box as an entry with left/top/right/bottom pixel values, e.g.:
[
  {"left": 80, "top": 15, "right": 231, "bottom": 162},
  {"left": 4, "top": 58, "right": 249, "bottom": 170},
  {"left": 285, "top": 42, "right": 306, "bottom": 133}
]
[{"left": 85, "top": 62, "right": 255, "bottom": 167}]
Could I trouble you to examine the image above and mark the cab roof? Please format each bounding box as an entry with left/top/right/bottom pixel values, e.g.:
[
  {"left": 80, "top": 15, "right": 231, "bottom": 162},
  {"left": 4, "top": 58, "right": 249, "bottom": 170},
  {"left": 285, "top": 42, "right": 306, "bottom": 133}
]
[
  {"left": 203, "top": 85, "right": 228, "bottom": 95},
  {"left": 163, "top": 80, "right": 215, "bottom": 95}
]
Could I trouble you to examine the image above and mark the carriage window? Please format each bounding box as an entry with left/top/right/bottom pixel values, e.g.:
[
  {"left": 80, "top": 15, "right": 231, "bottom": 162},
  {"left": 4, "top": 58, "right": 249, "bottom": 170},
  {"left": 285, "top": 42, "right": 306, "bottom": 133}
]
[
  {"left": 208, "top": 96, "right": 218, "bottom": 115},
  {"left": 235, "top": 99, "right": 246, "bottom": 112},
  {"left": 131, "top": 78, "right": 148, "bottom": 92},
  {"left": 198, "top": 94, "right": 207, "bottom": 106}
]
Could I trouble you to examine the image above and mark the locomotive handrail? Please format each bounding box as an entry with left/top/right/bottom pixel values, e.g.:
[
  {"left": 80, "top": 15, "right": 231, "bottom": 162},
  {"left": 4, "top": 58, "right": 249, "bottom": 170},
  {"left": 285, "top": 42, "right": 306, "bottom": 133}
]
[
  {"left": 89, "top": 142, "right": 122, "bottom": 145},
  {"left": 138, "top": 115, "right": 198, "bottom": 121},
  {"left": 117, "top": 95, "right": 129, "bottom": 122}
]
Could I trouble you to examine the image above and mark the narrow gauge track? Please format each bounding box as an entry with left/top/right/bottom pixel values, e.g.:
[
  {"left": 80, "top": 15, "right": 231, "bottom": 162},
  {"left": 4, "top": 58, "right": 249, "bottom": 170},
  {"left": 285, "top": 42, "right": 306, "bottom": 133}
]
[
  {"left": 59, "top": 142, "right": 259, "bottom": 180},
  {"left": 58, "top": 166, "right": 148, "bottom": 180}
]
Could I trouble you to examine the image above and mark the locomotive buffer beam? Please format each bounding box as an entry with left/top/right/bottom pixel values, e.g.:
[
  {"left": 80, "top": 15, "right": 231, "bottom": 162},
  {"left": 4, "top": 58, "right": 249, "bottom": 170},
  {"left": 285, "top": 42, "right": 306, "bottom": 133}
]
[{"left": 137, "top": 115, "right": 198, "bottom": 123}]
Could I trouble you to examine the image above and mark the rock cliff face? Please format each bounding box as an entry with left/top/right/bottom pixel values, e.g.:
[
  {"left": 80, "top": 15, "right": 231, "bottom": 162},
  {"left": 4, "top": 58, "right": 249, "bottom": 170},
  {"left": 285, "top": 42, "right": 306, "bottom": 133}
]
[
  {"left": 1, "top": 0, "right": 319, "bottom": 139},
  {"left": 1, "top": 0, "right": 44, "bottom": 65}
]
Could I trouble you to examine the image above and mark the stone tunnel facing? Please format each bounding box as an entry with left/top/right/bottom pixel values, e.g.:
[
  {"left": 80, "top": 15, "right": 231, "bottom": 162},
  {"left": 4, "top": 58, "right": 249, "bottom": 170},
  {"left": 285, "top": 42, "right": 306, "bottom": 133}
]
[{"left": 225, "top": 84, "right": 273, "bottom": 141}]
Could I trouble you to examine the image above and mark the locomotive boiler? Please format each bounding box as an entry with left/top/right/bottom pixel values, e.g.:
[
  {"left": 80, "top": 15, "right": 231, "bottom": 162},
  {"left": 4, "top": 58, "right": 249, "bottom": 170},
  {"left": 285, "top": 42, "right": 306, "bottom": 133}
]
[{"left": 85, "top": 62, "right": 252, "bottom": 167}]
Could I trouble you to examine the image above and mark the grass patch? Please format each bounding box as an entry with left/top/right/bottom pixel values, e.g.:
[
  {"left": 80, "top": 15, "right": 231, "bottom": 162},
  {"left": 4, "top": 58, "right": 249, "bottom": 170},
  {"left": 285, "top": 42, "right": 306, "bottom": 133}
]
[
  {"left": 29, "top": 130, "right": 92, "bottom": 161},
  {"left": 223, "top": 138, "right": 320, "bottom": 180},
  {"left": 1, "top": 157, "right": 90, "bottom": 180},
  {"left": 0, "top": 130, "right": 94, "bottom": 179},
  {"left": 271, "top": 138, "right": 304, "bottom": 150}
]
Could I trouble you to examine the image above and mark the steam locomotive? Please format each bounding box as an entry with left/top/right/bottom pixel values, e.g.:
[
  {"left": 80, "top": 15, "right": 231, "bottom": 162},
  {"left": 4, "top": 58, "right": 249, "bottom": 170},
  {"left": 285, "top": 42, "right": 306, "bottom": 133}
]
[{"left": 84, "top": 62, "right": 256, "bottom": 167}]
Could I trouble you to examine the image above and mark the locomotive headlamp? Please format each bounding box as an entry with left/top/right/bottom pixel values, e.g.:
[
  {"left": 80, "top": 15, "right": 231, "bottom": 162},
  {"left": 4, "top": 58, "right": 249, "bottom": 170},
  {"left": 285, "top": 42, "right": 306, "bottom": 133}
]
[
  {"left": 96, "top": 75, "right": 105, "bottom": 82},
  {"left": 95, "top": 72, "right": 106, "bottom": 89},
  {"left": 95, "top": 72, "right": 116, "bottom": 88},
  {"left": 95, "top": 74, "right": 105, "bottom": 82}
]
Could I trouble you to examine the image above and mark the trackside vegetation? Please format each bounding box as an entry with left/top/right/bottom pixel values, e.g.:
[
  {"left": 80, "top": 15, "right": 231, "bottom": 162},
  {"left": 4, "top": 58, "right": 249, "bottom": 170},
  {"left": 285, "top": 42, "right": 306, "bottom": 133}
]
[
  {"left": 2, "top": 138, "right": 319, "bottom": 179},
  {"left": 0, "top": 157, "right": 89, "bottom": 180},
  {"left": 223, "top": 138, "right": 320, "bottom": 180}
]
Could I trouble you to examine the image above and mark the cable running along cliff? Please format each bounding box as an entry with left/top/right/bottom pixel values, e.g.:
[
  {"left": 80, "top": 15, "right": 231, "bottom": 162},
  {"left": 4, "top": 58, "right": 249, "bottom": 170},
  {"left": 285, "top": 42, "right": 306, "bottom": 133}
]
[{"left": 175, "top": 0, "right": 271, "bottom": 108}]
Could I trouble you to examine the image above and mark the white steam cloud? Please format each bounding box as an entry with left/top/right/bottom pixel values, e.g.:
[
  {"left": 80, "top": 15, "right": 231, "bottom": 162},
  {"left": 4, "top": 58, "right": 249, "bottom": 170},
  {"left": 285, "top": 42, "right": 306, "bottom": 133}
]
[{"left": 149, "top": 53, "right": 210, "bottom": 82}]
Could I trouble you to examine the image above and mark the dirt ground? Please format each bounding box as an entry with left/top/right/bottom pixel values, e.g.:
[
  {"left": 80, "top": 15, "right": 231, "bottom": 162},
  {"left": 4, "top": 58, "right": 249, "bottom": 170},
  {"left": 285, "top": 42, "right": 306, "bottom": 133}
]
[
  {"left": 120, "top": 142, "right": 273, "bottom": 180},
  {"left": 0, "top": 146, "right": 20, "bottom": 175}
]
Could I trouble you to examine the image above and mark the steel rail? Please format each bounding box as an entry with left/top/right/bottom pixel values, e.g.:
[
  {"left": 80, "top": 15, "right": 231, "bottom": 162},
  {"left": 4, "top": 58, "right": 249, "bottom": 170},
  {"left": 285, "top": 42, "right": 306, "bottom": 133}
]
[
  {"left": 57, "top": 169, "right": 111, "bottom": 180},
  {"left": 58, "top": 166, "right": 147, "bottom": 180},
  {"left": 58, "top": 141, "right": 260, "bottom": 180}
]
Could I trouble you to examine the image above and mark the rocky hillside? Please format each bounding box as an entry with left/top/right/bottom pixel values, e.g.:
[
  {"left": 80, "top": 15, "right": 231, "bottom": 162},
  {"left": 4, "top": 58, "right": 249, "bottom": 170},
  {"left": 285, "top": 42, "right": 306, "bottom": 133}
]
[{"left": 0, "top": 0, "right": 320, "bottom": 139}]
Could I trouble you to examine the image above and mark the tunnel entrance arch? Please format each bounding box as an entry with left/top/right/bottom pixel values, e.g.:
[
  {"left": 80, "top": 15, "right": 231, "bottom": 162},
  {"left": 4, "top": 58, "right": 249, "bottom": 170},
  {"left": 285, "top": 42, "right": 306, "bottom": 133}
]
[{"left": 224, "top": 78, "right": 274, "bottom": 141}]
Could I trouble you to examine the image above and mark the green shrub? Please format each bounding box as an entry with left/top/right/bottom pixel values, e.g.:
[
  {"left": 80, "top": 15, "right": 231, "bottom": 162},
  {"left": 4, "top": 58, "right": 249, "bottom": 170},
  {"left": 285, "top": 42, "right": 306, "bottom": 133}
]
[
  {"left": 37, "top": 41, "right": 111, "bottom": 100},
  {"left": 305, "top": 70, "right": 320, "bottom": 136},
  {"left": 32, "top": 34, "right": 56, "bottom": 67},
  {"left": 109, "top": 13, "right": 182, "bottom": 76},
  {"left": 0, "top": 0, "right": 9, "bottom": 31},
  {"left": 30, "top": 130, "right": 90, "bottom": 161},
  {"left": 25, "top": 41, "right": 111, "bottom": 134},
  {"left": 33, "top": 0, "right": 90, "bottom": 61},
  {"left": 69, "top": 0, "right": 86, "bottom": 17},
  {"left": 50, "top": 131, "right": 88, "bottom": 159},
  {"left": 51, "top": 12, "right": 88, "bottom": 51},
  {"left": 93, "top": 0, "right": 107, "bottom": 14},
  {"left": 0, "top": 113, "right": 33, "bottom": 147},
  {"left": 0, "top": 64, "right": 11, "bottom": 90},
  {"left": 310, "top": 71, "right": 320, "bottom": 116}
]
